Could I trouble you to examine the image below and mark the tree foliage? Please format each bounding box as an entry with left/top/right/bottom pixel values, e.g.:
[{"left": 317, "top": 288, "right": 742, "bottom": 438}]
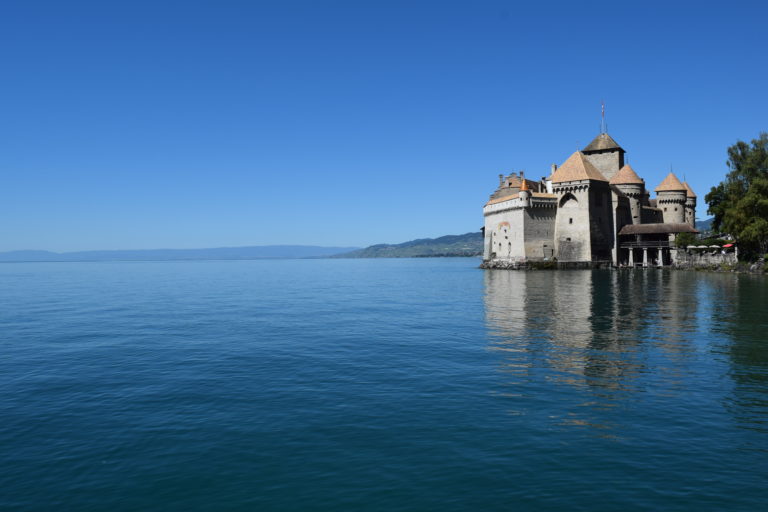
[
  {"left": 705, "top": 133, "right": 768, "bottom": 258},
  {"left": 675, "top": 232, "right": 697, "bottom": 248}
]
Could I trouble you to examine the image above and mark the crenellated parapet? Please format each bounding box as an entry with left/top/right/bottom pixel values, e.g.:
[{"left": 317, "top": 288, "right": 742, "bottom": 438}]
[{"left": 483, "top": 193, "right": 557, "bottom": 216}]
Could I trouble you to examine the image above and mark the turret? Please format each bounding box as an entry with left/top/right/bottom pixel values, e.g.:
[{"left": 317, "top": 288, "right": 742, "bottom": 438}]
[
  {"left": 519, "top": 174, "right": 531, "bottom": 206},
  {"left": 683, "top": 182, "right": 697, "bottom": 228},
  {"left": 655, "top": 172, "right": 687, "bottom": 224},
  {"left": 609, "top": 164, "right": 645, "bottom": 224}
]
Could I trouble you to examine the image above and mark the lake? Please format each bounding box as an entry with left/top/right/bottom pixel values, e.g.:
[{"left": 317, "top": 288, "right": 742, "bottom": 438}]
[{"left": 1, "top": 259, "right": 766, "bottom": 511}]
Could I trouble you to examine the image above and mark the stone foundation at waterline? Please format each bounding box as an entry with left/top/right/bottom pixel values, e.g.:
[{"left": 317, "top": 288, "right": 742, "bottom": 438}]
[{"left": 674, "top": 251, "right": 738, "bottom": 267}]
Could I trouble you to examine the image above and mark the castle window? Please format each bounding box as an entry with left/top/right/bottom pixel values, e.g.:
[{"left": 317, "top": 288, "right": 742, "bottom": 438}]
[
  {"left": 566, "top": 237, "right": 571, "bottom": 242},
  {"left": 569, "top": 218, "right": 573, "bottom": 224},
  {"left": 664, "top": 207, "right": 667, "bottom": 212}
]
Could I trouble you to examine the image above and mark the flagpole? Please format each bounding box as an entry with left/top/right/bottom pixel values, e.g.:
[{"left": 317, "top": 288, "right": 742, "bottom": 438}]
[{"left": 601, "top": 100, "right": 605, "bottom": 133}]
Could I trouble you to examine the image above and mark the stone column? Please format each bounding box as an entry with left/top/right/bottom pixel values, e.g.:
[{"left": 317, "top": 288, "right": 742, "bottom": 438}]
[
  {"left": 643, "top": 248, "right": 648, "bottom": 268},
  {"left": 628, "top": 248, "right": 634, "bottom": 267}
]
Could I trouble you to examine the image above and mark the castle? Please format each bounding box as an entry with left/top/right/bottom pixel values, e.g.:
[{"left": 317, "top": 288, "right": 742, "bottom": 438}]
[{"left": 482, "top": 132, "right": 698, "bottom": 268}]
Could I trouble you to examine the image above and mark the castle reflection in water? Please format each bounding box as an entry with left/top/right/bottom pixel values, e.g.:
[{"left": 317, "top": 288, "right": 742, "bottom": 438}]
[{"left": 482, "top": 269, "right": 768, "bottom": 433}]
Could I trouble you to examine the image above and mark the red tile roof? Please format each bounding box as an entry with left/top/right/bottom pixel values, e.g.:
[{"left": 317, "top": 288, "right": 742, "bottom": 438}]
[
  {"left": 551, "top": 152, "right": 608, "bottom": 183},
  {"left": 655, "top": 172, "right": 686, "bottom": 192},
  {"left": 609, "top": 164, "right": 644, "bottom": 185}
]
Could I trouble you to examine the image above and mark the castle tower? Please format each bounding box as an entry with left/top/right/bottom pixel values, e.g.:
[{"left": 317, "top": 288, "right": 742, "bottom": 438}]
[
  {"left": 551, "top": 151, "right": 613, "bottom": 262},
  {"left": 581, "top": 133, "right": 625, "bottom": 182},
  {"left": 519, "top": 174, "right": 531, "bottom": 206},
  {"left": 655, "top": 172, "right": 687, "bottom": 224},
  {"left": 682, "top": 182, "right": 697, "bottom": 228},
  {"left": 609, "top": 164, "right": 646, "bottom": 225}
]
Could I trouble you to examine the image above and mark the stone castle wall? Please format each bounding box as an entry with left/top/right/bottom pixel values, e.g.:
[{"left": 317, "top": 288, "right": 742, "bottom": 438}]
[
  {"left": 583, "top": 151, "right": 623, "bottom": 182},
  {"left": 553, "top": 185, "right": 592, "bottom": 262},
  {"left": 523, "top": 208, "right": 556, "bottom": 260},
  {"left": 484, "top": 201, "right": 557, "bottom": 263},
  {"left": 484, "top": 205, "right": 525, "bottom": 261},
  {"left": 675, "top": 250, "right": 738, "bottom": 267},
  {"left": 588, "top": 184, "right": 614, "bottom": 261}
]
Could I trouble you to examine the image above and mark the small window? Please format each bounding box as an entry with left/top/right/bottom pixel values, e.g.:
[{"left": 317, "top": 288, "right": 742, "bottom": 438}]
[
  {"left": 566, "top": 237, "right": 571, "bottom": 242},
  {"left": 664, "top": 207, "right": 667, "bottom": 212},
  {"left": 569, "top": 218, "right": 573, "bottom": 224},
  {"left": 674, "top": 207, "right": 678, "bottom": 211}
]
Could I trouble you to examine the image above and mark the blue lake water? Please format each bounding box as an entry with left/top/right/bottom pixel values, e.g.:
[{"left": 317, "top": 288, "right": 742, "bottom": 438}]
[{"left": 1, "top": 258, "right": 767, "bottom": 511}]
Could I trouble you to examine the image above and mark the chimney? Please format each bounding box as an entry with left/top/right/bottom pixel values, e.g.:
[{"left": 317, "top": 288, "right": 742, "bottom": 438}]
[{"left": 498, "top": 174, "right": 504, "bottom": 187}]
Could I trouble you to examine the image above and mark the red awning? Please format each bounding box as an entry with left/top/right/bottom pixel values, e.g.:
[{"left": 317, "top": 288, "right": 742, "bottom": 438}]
[{"left": 723, "top": 243, "right": 734, "bottom": 248}]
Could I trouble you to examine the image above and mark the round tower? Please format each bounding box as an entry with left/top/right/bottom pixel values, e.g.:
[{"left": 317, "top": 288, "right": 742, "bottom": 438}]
[
  {"left": 519, "top": 174, "right": 531, "bottom": 206},
  {"left": 655, "top": 172, "right": 687, "bottom": 224},
  {"left": 683, "top": 182, "right": 697, "bottom": 228},
  {"left": 609, "top": 164, "right": 645, "bottom": 224}
]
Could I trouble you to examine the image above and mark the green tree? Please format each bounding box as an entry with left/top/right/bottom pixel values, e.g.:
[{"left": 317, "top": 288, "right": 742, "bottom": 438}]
[
  {"left": 705, "top": 132, "right": 768, "bottom": 258},
  {"left": 675, "top": 232, "right": 697, "bottom": 248}
]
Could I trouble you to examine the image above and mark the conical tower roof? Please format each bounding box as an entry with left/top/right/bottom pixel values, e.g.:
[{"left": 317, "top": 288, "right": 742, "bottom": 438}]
[
  {"left": 583, "top": 133, "right": 624, "bottom": 153},
  {"left": 551, "top": 152, "right": 608, "bottom": 183},
  {"left": 609, "top": 164, "right": 644, "bottom": 185},
  {"left": 683, "top": 181, "right": 697, "bottom": 198},
  {"left": 655, "top": 172, "right": 686, "bottom": 192}
]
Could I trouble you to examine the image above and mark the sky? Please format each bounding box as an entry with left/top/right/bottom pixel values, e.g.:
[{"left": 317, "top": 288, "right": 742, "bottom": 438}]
[{"left": 1, "top": 0, "right": 766, "bottom": 251}]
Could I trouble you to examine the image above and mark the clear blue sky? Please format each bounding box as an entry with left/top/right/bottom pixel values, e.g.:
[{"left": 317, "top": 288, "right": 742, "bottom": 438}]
[{"left": 1, "top": 0, "right": 766, "bottom": 251}]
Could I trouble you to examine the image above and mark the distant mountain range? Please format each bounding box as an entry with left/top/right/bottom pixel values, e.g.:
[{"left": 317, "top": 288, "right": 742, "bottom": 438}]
[
  {"left": 0, "top": 245, "right": 360, "bottom": 262},
  {"left": 3, "top": 221, "right": 719, "bottom": 262},
  {"left": 332, "top": 232, "right": 483, "bottom": 258},
  {"left": 0, "top": 232, "right": 485, "bottom": 262},
  {"left": 697, "top": 217, "right": 714, "bottom": 232}
]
